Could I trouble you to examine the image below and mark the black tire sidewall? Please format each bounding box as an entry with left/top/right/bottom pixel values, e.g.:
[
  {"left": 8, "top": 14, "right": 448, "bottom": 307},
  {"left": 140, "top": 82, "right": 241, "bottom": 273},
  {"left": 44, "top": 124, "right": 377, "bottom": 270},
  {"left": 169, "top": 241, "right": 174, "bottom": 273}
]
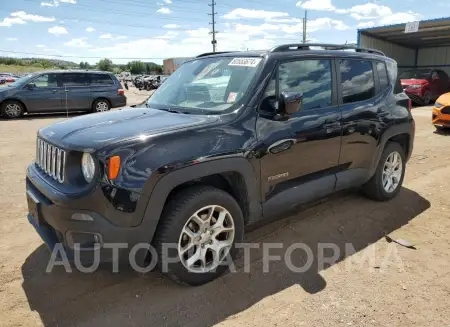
[
  {"left": 1, "top": 100, "right": 24, "bottom": 119},
  {"left": 423, "top": 91, "right": 432, "bottom": 105},
  {"left": 156, "top": 187, "right": 244, "bottom": 286},
  {"left": 373, "top": 142, "right": 406, "bottom": 200}
]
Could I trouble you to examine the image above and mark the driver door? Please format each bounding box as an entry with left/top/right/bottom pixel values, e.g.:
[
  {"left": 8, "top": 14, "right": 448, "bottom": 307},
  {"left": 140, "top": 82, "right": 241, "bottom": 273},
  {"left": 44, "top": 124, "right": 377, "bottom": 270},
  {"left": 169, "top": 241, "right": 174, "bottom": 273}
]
[{"left": 22, "top": 73, "right": 63, "bottom": 112}]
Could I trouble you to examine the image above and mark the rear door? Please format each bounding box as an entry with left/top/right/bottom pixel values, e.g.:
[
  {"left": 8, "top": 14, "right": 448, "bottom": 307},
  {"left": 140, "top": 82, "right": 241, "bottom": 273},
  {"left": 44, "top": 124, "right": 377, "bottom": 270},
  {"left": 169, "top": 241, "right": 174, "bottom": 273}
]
[
  {"left": 336, "top": 58, "right": 387, "bottom": 190},
  {"left": 437, "top": 70, "right": 450, "bottom": 94},
  {"left": 61, "top": 73, "right": 92, "bottom": 111},
  {"left": 22, "top": 73, "right": 63, "bottom": 112},
  {"left": 89, "top": 73, "right": 117, "bottom": 101}
]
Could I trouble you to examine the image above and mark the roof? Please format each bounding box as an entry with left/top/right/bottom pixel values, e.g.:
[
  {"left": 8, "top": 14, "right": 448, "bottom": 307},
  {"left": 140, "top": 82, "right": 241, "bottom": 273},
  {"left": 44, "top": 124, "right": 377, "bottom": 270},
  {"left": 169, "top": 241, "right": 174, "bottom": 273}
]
[{"left": 358, "top": 17, "right": 450, "bottom": 48}]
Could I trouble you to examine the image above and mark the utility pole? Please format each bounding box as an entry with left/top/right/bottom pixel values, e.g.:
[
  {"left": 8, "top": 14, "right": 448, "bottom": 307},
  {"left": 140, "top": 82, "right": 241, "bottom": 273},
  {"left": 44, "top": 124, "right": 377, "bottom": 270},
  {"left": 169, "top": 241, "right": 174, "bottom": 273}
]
[
  {"left": 208, "top": 0, "right": 217, "bottom": 52},
  {"left": 303, "top": 10, "right": 307, "bottom": 43}
]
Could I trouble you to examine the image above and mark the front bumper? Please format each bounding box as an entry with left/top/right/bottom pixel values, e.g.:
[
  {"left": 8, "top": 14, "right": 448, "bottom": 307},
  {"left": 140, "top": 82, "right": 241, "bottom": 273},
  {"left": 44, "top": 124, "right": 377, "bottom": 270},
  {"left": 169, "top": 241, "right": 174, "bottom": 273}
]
[
  {"left": 25, "top": 166, "right": 150, "bottom": 266},
  {"left": 432, "top": 108, "right": 450, "bottom": 127}
]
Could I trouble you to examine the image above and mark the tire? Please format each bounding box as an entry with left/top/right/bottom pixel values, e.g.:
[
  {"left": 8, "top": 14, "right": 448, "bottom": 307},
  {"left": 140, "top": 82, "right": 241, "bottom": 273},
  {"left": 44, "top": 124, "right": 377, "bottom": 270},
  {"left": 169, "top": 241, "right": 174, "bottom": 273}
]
[
  {"left": 362, "top": 142, "right": 406, "bottom": 201},
  {"left": 422, "top": 91, "right": 432, "bottom": 105},
  {"left": 0, "top": 100, "right": 24, "bottom": 119},
  {"left": 92, "top": 99, "right": 111, "bottom": 113},
  {"left": 153, "top": 185, "right": 244, "bottom": 286}
]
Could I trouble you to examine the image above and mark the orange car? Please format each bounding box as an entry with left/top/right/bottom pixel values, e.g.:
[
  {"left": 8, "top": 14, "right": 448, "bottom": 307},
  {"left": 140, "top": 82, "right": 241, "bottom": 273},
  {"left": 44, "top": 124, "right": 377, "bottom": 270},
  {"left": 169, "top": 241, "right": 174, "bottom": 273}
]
[{"left": 432, "top": 93, "right": 450, "bottom": 130}]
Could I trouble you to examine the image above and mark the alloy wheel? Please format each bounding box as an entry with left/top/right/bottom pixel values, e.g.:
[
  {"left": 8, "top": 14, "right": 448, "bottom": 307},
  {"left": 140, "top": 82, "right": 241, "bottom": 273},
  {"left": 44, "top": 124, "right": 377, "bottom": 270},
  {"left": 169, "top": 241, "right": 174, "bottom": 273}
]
[
  {"left": 96, "top": 101, "right": 109, "bottom": 112},
  {"left": 5, "top": 103, "right": 21, "bottom": 117},
  {"left": 382, "top": 151, "right": 403, "bottom": 193},
  {"left": 178, "top": 205, "right": 235, "bottom": 273}
]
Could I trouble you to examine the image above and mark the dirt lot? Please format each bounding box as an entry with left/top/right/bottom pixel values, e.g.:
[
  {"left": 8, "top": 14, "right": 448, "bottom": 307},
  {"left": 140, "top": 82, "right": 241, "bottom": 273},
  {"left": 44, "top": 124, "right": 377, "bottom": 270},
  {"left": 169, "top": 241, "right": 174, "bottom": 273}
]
[{"left": 1, "top": 94, "right": 450, "bottom": 327}]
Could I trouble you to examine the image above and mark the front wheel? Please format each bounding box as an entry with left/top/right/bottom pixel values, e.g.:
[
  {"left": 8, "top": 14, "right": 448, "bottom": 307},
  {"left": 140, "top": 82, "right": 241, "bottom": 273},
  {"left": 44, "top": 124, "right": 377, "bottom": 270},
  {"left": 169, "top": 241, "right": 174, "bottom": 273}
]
[
  {"left": 153, "top": 185, "right": 244, "bottom": 286},
  {"left": 423, "top": 91, "right": 432, "bottom": 105},
  {"left": 362, "top": 142, "right": 406, "bottom": 201},
  {"left": 1, "top": 100, "right": 24, "bottom": 119},
  {"left": 92, "top": 99, "right": 110, "bottom": 113}
]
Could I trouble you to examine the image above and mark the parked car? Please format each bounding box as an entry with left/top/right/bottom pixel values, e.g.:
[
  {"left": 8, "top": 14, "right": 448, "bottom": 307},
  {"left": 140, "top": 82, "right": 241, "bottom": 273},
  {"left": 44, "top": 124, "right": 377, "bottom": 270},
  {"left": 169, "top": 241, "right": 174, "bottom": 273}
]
[
  {"left": 399, "top": 68, "right": 450, "bottom": 105},
  {"left": 0, "top": 70, "right": 126, "bottom": 118},
  {"left": 432, "top": 92, "right": 450, "bottom": 130},
  {"left": 25, "top": 44, "right": 414, "bottom": 285},
  {"left": 0, "top": 76, "right": 5, "bottom": 84}
]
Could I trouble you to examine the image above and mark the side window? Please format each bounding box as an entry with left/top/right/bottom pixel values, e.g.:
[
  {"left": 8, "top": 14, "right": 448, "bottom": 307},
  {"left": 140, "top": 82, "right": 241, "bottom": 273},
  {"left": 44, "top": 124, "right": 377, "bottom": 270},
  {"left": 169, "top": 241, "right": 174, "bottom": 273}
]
[
  {"left": 340, "top": 59, "right": 375, "bottom": 104},
  {"left": 376, "top": 62, "right": 389, "bottom": 90},
  {"left": 30, "top": 74, "right": 58, "bottom": 88},
  {"left": 437, "top": 70, "right": 449, "bottom": 81},
  {"left": 431, "top": 71, "right": 438, "bottom": 80},
  {"left": 61, "top": 73, "right": 89, "bottom": 87},
  {"left": 91, "top": 74, "right": 114, "bottom": 85},
  {"left": 278, "top": 59, "right": 333, "bottom": 110}
]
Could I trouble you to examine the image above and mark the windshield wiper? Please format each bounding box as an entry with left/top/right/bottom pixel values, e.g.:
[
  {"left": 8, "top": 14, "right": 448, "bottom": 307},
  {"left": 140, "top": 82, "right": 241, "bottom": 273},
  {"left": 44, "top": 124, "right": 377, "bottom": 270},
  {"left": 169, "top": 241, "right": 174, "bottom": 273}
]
[{"left": 157, "top": 107, "right": 188, "bottom": 114}]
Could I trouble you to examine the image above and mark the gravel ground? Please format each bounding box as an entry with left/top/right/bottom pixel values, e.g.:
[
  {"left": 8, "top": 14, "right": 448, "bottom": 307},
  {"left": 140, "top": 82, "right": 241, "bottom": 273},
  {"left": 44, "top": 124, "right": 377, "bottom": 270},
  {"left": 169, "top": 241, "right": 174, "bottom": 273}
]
[{"left": 0, "top": 94, "right": 449, "bottom": 327}]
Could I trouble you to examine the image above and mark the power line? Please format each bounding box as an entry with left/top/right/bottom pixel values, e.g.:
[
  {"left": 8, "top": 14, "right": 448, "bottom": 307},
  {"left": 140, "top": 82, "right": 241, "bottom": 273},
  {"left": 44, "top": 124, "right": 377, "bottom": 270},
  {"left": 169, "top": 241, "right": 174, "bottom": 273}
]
[
  {"left": 0, "top": 49, "right": 168, "bottom": 60},
  {"left": 208, "top": 0, "right": 217, "bottom": 52}
]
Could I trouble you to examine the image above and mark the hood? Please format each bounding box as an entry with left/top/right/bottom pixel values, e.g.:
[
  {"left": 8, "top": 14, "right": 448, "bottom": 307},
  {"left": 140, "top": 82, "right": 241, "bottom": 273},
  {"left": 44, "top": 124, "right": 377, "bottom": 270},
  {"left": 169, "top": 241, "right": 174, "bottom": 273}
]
[
  {"left": 39, "top": 107, "right": 219, "bottom": 151},
  {"left": 436, "top": 92, "right": 450, "bottom": 105},
  {"left": 400, "top": 79, "right": 428, "bottom": 86}
]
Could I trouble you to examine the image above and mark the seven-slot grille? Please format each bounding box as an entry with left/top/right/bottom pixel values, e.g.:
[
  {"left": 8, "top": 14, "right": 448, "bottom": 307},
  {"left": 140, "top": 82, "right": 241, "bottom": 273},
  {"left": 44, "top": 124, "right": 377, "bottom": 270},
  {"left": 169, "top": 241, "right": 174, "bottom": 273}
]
[{"left": 35, "top": 138, "right": 66, "bottom": 183}]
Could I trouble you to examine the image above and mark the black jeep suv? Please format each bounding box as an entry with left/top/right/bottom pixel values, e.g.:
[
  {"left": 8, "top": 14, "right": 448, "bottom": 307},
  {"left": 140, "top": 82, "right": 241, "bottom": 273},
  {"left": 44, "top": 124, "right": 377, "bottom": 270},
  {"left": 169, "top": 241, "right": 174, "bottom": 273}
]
[{"left": 26, "top": 44, "right": 414, "bottom": 285}]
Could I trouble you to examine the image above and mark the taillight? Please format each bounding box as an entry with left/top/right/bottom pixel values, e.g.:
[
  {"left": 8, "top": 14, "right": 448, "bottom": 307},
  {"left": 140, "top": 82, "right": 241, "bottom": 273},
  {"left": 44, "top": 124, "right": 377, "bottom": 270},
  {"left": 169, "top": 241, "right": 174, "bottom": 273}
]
[
  {"left": 408, "top": 99, "right": 412, "bottom": 111},
  {"left": 118, "top": 89, "right": 124, "bottom": 95}
]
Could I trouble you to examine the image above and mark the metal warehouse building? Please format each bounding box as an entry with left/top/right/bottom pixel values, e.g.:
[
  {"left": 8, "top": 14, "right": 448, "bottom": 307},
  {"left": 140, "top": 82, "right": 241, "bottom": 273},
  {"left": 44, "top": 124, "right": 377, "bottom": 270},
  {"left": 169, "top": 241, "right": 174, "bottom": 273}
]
[{"left": 358, "top": 17, "right": 450, "bottom": 74}]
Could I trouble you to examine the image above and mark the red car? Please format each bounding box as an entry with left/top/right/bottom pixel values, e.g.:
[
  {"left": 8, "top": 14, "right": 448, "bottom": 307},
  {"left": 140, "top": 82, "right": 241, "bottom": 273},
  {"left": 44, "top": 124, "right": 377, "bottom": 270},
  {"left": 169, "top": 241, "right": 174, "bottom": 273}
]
[{"left": 400, "top": 69, "right": 450, "bottom": 105}]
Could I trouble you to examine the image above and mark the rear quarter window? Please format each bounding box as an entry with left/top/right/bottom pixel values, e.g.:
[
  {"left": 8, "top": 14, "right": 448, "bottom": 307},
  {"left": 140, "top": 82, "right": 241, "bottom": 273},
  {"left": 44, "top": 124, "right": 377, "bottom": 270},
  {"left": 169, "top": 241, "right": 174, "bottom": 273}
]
[
  {"left": 386, "top": 60, "right": 402, "bottom": 94},
  {"left": 90, "top": 73, "right": 114, "bottom": 85}
]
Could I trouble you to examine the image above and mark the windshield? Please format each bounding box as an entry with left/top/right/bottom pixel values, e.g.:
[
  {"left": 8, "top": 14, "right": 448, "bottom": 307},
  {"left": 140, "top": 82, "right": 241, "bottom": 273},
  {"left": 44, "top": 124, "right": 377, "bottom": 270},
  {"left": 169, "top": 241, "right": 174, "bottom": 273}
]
[
  {"left": 7, "top": 73, "right": 35, "bottom": 87},
  {"left": 147, "top": 56, "right": 263, "bottom": 114},
  {"left": 399, "top": 69, "right": 431, "bottom": 80}
]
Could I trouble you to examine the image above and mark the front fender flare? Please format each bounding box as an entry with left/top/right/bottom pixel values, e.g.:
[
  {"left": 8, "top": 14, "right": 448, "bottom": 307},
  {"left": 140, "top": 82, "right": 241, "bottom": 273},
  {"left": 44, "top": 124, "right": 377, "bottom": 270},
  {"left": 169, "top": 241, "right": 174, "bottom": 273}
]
[{"left": 140, "top": 157, "right": 262, "bottom": 243}]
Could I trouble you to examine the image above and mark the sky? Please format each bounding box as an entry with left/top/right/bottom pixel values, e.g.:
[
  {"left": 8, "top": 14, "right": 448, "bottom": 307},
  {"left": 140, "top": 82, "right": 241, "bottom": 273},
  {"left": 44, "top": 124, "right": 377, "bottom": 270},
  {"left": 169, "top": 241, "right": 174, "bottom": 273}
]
[{"left": 1, "top": 0, "right": 450, "bottom": 65}]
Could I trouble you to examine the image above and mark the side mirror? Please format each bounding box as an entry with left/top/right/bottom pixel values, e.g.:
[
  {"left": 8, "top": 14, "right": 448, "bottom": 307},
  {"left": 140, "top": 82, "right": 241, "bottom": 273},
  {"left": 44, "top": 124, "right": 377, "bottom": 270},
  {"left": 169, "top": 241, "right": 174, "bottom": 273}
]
[
  {"left": 280, "top": 91, "right": 303, "bottom": 115},
  {"left": 433, "top": 75, "right": 439, "bottom": 81},
  {"left": 26, "top": 83, "right": 36, "bottom": 90}
]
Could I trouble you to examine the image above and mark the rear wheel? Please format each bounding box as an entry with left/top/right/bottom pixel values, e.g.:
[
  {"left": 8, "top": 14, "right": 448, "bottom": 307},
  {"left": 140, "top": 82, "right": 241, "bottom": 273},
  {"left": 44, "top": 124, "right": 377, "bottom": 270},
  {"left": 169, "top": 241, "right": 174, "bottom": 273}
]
[
  {"left": 153, "top": 185, "right": 244, "bottom": 286},
  {"left": 362, "top": 142, "right": 406, "bottom": 201},
  {"left": 1, "top": 100, "right": 24, "bottom": 119},
  {"left": 92, "top": 99, "right": 110, "bottom": 113},
  {"left": 435, "top": 125, "right": 448, "bottom": 132}
]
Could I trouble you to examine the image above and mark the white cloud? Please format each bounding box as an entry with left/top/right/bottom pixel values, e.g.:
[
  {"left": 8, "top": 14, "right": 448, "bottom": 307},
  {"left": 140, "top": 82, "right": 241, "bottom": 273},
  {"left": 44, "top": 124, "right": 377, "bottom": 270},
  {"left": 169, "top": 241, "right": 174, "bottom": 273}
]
[
  {"left": 64, "top": 37, "right": 90, "bottom": 47},
  {"left": 99, "top": 33, "right": 113, "bottom": 39},
  {"left": 116, "top": 35, "right": 127, "bottom": 40},
  {"left": 348, "top": 3, "right": 392, "bottom": 20},
  {"left": 379, "top": 11, "right": 419, "bottom": 25},
  {"left": 163, "top": 0, "right": 172, "bottom": 3},
  {"left": 224, "top": 8, "right": 289, "bottom": 20},
  {"left": 6, "top": 37, "right": 18, "bottom": 41},
  {"left": 0, "top": 11, "right": 55, "bottom": 27},
  {"left": 60, "top": 0, "right": 77, "bottom": 3},
  {"left": 156, "top": 31, "right": 179, "bottom": 39},
  {"left": 296, "top": 0, "right": 336, "bottom": 11},
  {"left": 163, "top": 24, "right": 180, "bottom": 29},
  {"left": 11, "top": 11, "right": 55, "bottom": 22},
  {"left": 41, "top": 1, "right": 59, "bottom": 7},
  {"left": 85, "top": 27, "right": 95, "bottom": 32},
  {"left": 48, "top": 25, "right": 68, "bottom": 35},
  {"left": 357, "top": 21, "right": 375, "bottom": 29},
  {"left": 0, "top": 17, "right": 26, "bottom": 27},
  {"left": 157, "top": 7, "right": 172, "bottom": 14},
  {"left": 36, "top": 44, "right": 46, "bottom": 48}
]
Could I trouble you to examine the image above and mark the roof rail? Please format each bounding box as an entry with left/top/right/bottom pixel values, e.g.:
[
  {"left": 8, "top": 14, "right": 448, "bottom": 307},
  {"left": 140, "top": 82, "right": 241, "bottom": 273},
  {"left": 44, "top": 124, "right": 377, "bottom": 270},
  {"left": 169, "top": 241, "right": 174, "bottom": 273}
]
[
  {"left": 270, "top": 43, "right": 385, "bottom": 56},
  {"left": 196, "top": 51, "right": 236, "bottom": 58}
]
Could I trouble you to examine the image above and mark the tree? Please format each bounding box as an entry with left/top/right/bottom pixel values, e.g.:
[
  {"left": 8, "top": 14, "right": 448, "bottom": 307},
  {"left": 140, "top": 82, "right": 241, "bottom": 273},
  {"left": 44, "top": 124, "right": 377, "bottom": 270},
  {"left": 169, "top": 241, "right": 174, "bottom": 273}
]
[
  {"left": 97, "top": 58, "right": 113, "bottom": 72},
  {"left": 128, "top": 60, "right": 146, "bottom": 74},
  {"left": 79, "top": 62, "right": 85, "bottom": 69}
]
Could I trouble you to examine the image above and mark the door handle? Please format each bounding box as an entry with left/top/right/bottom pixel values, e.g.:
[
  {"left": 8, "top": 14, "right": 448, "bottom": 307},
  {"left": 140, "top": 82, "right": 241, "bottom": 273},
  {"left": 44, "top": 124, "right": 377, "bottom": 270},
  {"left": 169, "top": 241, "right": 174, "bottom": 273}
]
[
  {"left": 64, "top": 90, "right": 71, "bottom": 93},
  {"left": 51, "top": 90, "right": 59, "bottom": 93}
]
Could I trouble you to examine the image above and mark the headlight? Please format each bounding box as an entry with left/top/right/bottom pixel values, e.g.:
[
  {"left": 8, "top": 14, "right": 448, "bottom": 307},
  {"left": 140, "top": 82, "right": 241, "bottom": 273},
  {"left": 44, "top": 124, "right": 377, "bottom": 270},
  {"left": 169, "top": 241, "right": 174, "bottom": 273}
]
[
  {"left": 408, "top": 84, "right": 422, "bottom": 89},
  {"left": 81, "top": 153, "right": 96, "bottom": 183},
  {"left": 435, "top": 101, "right": 444, "bottom": 108}
]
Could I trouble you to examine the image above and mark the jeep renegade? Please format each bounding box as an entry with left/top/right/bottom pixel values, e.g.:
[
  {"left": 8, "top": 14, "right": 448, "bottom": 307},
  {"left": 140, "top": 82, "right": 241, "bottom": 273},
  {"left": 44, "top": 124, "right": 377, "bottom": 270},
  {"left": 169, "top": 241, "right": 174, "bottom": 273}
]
[{"left": 26, "top": 44, "right": 414, "bottom": 285}]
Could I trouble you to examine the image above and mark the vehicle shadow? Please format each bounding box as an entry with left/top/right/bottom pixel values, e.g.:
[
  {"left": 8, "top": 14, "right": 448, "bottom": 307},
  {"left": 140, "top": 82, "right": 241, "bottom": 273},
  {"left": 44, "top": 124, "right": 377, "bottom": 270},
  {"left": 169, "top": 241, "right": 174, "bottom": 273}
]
[
  {"left": 433, "top": 128, "right": 450, "bottom": 136},
  {"left": 0, "top": 112, "right": 84, "bottom": 121},
  {"left": 21, "top": 187, "right": 430, "bottom": 327}
]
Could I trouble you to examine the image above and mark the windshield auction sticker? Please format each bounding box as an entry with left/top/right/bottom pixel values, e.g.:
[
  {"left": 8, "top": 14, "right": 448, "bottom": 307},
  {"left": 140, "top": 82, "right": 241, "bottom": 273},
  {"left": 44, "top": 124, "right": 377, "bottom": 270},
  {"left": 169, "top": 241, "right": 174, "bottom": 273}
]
[{"left": 228, "top": 58, "right": 262, "bottom": 67}]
